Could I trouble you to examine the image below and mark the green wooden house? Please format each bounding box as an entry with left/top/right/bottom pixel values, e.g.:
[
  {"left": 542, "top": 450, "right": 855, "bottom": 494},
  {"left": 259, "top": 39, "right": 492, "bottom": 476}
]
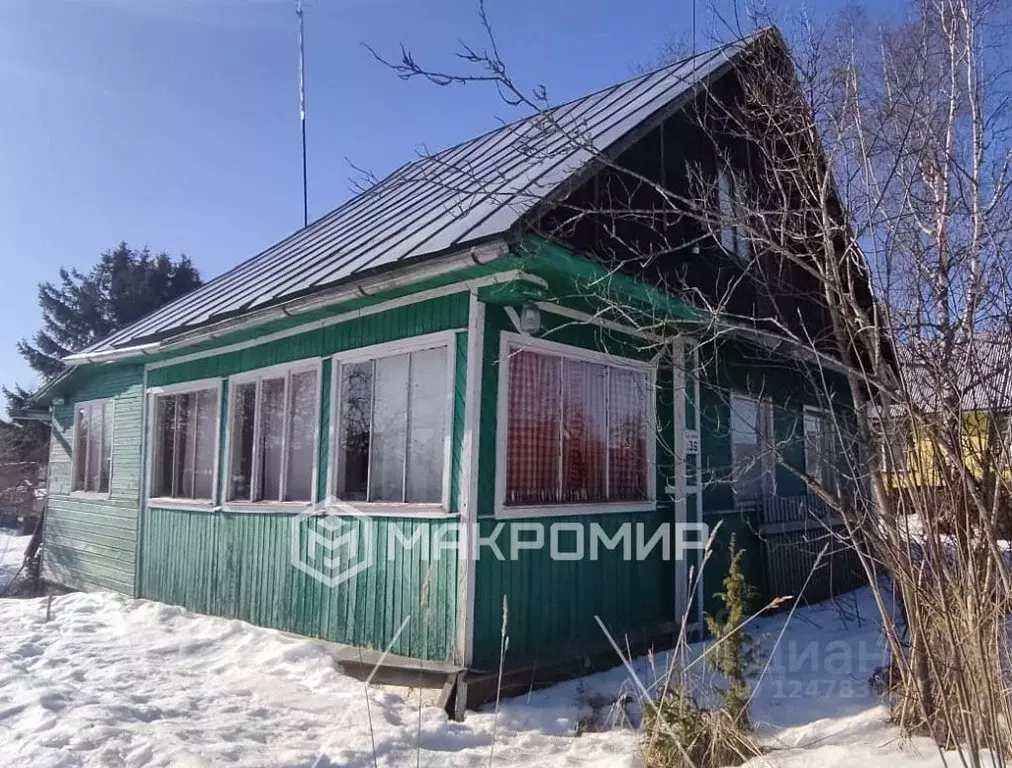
[{"left": 31, "top": 31, "right": 866, "bottom": 705}]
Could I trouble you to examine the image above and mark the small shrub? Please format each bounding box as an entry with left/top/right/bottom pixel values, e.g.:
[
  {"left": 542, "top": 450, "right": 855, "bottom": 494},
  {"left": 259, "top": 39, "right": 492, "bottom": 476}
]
[
  {"left": 640, "top": 539, "right": 761, "bottom": 767},
  {"left": 641, "top": 685, "right": 761, "bottom": 768}
]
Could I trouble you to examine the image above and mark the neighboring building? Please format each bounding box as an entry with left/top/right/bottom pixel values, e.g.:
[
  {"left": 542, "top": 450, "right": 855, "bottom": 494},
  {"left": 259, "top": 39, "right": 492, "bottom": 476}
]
[
  {"left": 31, "top": 30, "right": 868, "bottom": 704},
  {"left": 882, "top": 336, "right": 1012, "bottom": 488}
]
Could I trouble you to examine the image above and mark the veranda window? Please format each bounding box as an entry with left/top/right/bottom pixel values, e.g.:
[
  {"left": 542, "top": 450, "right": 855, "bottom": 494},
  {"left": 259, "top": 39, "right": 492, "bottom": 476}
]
[
  {"left": 333, "top": 341, "right": 451, "bottom": 505},
  {"left": 502, "top": 340, "right": 653, "bottom": 508},
  {"left": 227, "top": 363, "right": 320, "bottom": 503},
  {"left": 72, "top": 399, "right": 113, "bottom": 494},
  {"left": 152, "top": 387, "right": 219, "bottom": 500},
  {"left": 730, "top": 394, "right": 773, "bottom": 501},
  {"left": 803, "top": 408, "right": 838, "bottom": 493}
]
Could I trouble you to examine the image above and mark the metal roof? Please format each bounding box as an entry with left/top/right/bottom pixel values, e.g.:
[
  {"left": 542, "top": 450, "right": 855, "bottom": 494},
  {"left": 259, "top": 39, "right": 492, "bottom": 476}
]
[
  {"left": 80, "top": 36, "right": 752, "bottom": 356},
  {"left": 902, "top": 335, "right": 1012, "bottom": 413}
]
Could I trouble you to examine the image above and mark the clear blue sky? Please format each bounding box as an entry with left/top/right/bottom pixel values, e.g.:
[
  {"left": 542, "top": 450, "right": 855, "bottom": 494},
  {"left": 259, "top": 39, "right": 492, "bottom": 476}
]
[{"left": 0, "top": 0, "right": 902, "bottom": 396}]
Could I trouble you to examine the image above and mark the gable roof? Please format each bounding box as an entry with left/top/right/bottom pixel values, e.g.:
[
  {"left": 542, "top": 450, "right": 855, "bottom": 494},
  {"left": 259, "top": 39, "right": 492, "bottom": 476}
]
[{"left": 73, "top": 34, "right": 761, "bottom": 359}]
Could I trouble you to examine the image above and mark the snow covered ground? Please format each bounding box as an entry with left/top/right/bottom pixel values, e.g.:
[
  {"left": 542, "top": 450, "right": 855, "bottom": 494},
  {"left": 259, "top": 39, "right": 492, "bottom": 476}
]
[{"left": 0, "top": 526, "right": 961, "bottom": 767}]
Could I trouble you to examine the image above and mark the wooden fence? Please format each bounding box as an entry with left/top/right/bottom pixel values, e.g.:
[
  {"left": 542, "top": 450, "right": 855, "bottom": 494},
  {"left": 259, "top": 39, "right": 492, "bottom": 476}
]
[
  {"left": 704, "top": 495, "right": 866, "bottom": 615},
  {"left": 755, "top": 494, "right": 866, "bottom": 605},
  {"left": 0, "top": 462, "right": 45, "bottom": 533}
]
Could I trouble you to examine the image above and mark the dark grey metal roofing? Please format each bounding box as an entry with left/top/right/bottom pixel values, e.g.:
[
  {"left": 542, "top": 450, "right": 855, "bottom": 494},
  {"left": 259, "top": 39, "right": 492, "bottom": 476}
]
[
  {"left": 902, "top": 335, "right": 1012, "bottom": 413},
  {"left": 81, "top": 37, "right": 751, "bottom": 355}
]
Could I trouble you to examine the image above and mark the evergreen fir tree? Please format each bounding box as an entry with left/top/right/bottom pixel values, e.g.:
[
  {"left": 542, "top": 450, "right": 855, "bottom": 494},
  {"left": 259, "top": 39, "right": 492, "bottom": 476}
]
[
  {"left": 704, "top": 537, "right": 757, "bottom": 727},
  {"left": 2, "top": 243, "right": 201, "bottom": 464}
]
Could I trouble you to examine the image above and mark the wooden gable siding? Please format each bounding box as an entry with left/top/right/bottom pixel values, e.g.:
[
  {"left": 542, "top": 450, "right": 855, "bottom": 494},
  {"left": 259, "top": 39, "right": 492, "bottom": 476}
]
[
  {"left": 536, "top": 70, "right": 840, "bottom": 357},
  {"left": 138, "top": 293, "right": 469, "bottom": 662},
  {"left": 44, "top": 363, "right": 144, "bottom": 594},
  {"left": 469, "top": 304, "right": 683, "bottom": 669}
]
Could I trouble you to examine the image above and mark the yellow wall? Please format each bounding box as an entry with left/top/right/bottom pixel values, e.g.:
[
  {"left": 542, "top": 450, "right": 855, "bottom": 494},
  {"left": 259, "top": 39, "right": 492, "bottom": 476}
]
[{"left": 888, "top": 411, "right": 1003, "bottom": 488}]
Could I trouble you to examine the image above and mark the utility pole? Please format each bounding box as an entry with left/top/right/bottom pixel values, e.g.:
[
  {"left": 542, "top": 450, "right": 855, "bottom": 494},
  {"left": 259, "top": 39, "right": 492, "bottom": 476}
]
[{"left": 297, "top": 0, "right": 308, "bottom": 228}]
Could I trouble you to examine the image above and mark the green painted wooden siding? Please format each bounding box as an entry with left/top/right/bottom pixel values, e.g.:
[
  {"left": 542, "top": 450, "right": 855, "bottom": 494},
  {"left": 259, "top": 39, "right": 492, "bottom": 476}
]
[
  {"left": 471, "top": 305, "right": 679, "bottom": 668},
  {"left": 147, "top": 294, "right": 469, "bottom": 387},
  {"left": 140, "top": 509, "right": 459, "bottom": 661},
  {"left": 43, "top": 364, "right": 144, "bottom": 594},
  {"left": 470, "top": 511, "right": 676, "bottom": 669},
  {"left": 137, "top": 294, "right": 470, "bottom": 661}
]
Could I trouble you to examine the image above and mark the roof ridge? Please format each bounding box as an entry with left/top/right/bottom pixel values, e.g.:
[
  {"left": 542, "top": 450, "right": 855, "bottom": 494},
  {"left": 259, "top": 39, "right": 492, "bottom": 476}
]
[{"left": 424, "top": 32, "right": 761, "bottom": 165}]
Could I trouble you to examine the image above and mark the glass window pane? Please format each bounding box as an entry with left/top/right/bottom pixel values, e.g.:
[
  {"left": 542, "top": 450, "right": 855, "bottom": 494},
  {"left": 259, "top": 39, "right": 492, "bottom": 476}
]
[
  {"left": 804, "top": 412, "right": 823, "bottom": 486},
  {"left": 285, "top": 370, "right": 317, "bottom": 502},
  {"left": 608, "top": 368, "right": 648, "bottom": 501},
  {"left": 193, "top": 390, "right": 218, "bottom": 499},
  {"left": 154, "top": 396, "right": 176, "bottom": 497},
  {"left": 370, "top": 354, "right": 409, "bottom": 502},
  {"left": 153, "top": 390, "right": 217, "bottom": 500},
  {"left": 505, "top": 350, "right": 562, "bottom": 506},
  {"left": 405, "top": 347, "right": 447, "bottom": 503},
  {"left": 229, "top": 382, "right": 257, "bottom": 500},
  {"left": 718, "top": 166, "right": 736, "bottom": 252},
  {"left": 337, "top": 362, "right": 372, "bottom": 501},
  {"left": 176, "top": 393, "right": 196, "bottom": 498},
  {"left": 562, "top": 360, "right": 608, "bottom": 503},
  {"left": 88, "top": 403, "right": 103, "bottom": 492},
  {"left": 258, "top": 377, "right": 286, "bottom": 502},
  {"left": 73, "top": 405, "right": 89, "bottom": 491},
  {"left": 731, "top": 395, "right": 764, "bottom": 501}
]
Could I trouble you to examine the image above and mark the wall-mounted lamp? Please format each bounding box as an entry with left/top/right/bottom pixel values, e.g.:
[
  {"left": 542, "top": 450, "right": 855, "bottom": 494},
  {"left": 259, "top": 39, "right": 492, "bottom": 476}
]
[{"left": 519, "top": 304, "right": 542, "bottom": 334}]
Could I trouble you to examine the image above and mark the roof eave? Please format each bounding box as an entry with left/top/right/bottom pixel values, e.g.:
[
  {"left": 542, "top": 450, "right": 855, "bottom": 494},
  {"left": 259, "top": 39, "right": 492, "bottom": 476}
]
[{"left": 62, "top": 237, "right": 510, "bottom": 368}]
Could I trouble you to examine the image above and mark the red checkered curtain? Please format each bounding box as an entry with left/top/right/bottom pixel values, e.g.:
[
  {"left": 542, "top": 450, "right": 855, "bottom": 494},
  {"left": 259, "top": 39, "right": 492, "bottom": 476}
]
[
  {"left": 608, "top": 368, "right": 649, "bottom": 501},
  {"left": 506, "top": 350, "right": 562, "bottom": 505},
  {"left": 562, "top": 360, "right": 608, "bottom": 502}
]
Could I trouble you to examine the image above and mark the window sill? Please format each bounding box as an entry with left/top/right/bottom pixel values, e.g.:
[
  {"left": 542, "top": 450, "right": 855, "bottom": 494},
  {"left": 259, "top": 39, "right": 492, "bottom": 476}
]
[
  {"left": 494, "top": 500, "right": 658, "bottom": 519},
  {"left": 323, "top": 501, "right": 457, "bottom": 519},
  {"left": 147, "top": 498, "right": 216, "bottom": 512},
  {"left": 69, "top": 490, "right": 111, "bottom": 501},
  {"left": 220, "top": 501, "right": 316, "bottom": 515}
]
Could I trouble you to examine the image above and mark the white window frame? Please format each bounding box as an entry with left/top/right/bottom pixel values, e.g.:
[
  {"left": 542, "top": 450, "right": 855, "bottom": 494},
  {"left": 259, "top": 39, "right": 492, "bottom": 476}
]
[
  {"left": 494, "top": 332, "right": 658, "bottom": 519},
  {"left": 327, "top": 331, "right": 457, "bottom": 516},
  {"left": 146, "top": 378, "right": 223, "bottom": 509},
  {"left": 729, "top": 393, "right": 775, "bottom": 502},
  {"left": 803, "top": 406, "right": 838, "bottom": 493},
  {"left": 71, "top": 397, "right": 115, "bottom": 498},
  {"left": 223, "top": 358, "right": 323, "bottom": 511}
]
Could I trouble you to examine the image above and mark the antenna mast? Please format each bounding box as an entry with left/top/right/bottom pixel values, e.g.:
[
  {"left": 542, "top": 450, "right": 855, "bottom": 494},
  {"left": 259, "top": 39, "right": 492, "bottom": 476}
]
[
  {"left": 297, "top": 0, "right": 308, "bottom": 228},
  {"left": 692, "top": 0, "right": 700, "bottom": 59}
]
